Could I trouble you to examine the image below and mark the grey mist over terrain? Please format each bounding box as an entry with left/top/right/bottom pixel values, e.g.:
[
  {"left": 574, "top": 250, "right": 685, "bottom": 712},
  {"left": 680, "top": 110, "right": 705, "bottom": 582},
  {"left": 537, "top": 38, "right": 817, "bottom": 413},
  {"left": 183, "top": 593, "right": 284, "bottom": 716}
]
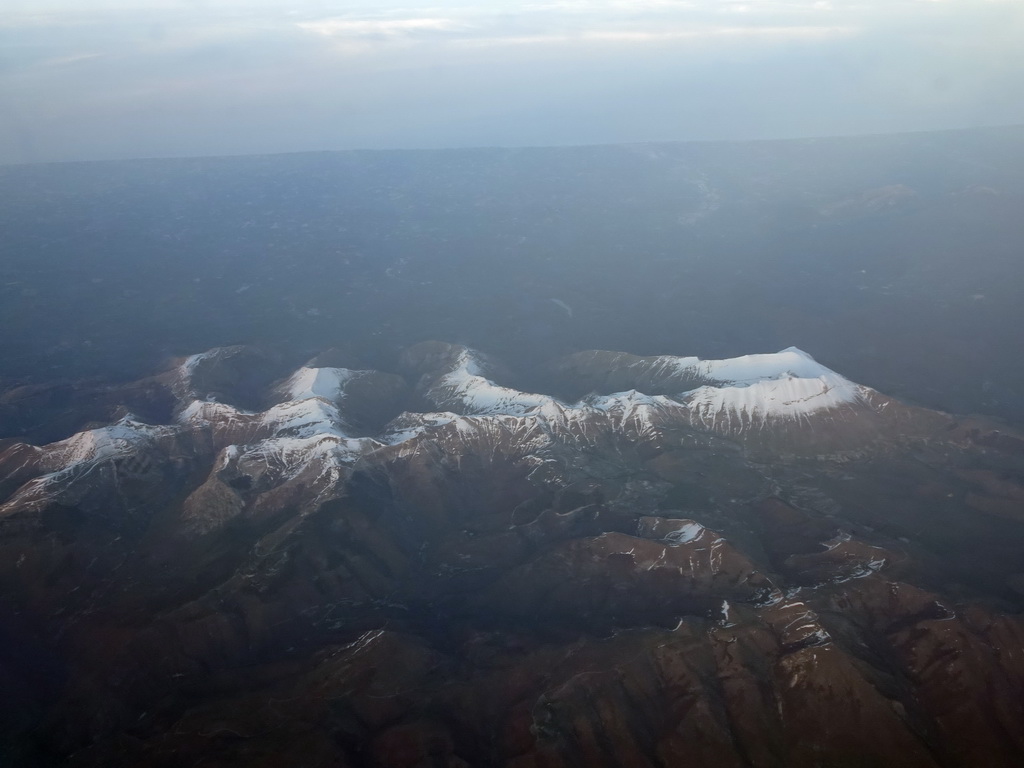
[
  {"left": 3, "top": 0, "right": 1024, "bottom": 164},
  {"left": 2, "top": 127, "right": 1024, "bottom": 440}
]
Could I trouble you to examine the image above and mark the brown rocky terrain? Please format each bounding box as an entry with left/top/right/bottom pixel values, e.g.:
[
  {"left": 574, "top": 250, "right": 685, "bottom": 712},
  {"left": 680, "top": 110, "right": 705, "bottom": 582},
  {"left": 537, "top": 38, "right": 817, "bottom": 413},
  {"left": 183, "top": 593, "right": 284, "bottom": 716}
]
[{"left": 1, "top": 342, "right": 1023, "bottom": 766}]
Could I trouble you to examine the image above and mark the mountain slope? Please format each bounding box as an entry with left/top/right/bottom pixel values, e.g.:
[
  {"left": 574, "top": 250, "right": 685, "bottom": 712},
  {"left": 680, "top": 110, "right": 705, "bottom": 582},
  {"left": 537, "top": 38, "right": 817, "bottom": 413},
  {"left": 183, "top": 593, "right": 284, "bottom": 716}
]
[{"left": 1, "top": 342, "right": 1023, "bottom": 766}]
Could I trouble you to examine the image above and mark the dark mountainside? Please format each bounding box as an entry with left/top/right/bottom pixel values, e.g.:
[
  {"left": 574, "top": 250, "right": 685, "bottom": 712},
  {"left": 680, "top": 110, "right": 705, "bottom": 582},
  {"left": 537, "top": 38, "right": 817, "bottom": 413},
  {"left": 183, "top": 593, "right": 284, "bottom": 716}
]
[{"left": 1, "top": 127, "right": 1024, "bottom": 766}]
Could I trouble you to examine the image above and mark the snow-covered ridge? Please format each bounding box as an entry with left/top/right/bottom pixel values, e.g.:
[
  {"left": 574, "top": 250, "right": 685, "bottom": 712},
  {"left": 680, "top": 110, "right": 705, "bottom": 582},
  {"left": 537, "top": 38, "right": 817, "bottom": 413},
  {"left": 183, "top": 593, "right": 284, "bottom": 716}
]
[
  {"left": 226, "top": 433, "right": 384, "bottom": 486},
  {"left": 261, "top": 399, "right": 348, "bottom": 439},
  {"left": 428, "top": 347, "right": 865, "bottom": 431},
  {"left": 176, "top": 344, "right": 865, "bottom": 448},
  {"left": 422, "top": 350, "right": 686, "bottom": 441},
  {"left": 174, "top": 366, "right": 364, "bottom": 485},
  {"left": 432, "top": 350, "right": 563, "bottom": 416},
  {"left": 2, "top": 417, "right": 176, "bottom": 508},
  {"left": 175, "top": 347, "right": 237, "bottom": 397},
  {"left": 179, "top": 367, "right": 358, "bottom": 441},
  {"left": 684, "top": 370, "right": 863, "bottom": 430},
  {"left": 179, "top": 349, "right": 209, "bottom": 383},
  {"left": 41, "top": 417, "right": 173, "bottom": 473},
  {"left": 3, "top": 343, "right": 888, "bottom": 517},
  {"left": 179, "top": 399, "right": 251, "bottom": 427},
  {"left": 660, "top": 346, "right": 839, "bottom": 386},
  {"left": 594, "top": 347, "right": 868, "bottom": 429}
]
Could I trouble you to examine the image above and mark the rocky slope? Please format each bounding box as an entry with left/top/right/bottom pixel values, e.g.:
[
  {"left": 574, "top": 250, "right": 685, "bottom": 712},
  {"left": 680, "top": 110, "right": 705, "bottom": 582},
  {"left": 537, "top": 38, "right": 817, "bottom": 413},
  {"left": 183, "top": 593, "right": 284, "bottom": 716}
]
[{"left": 1, "top": 342, "right": 1023, "bottom": 766}]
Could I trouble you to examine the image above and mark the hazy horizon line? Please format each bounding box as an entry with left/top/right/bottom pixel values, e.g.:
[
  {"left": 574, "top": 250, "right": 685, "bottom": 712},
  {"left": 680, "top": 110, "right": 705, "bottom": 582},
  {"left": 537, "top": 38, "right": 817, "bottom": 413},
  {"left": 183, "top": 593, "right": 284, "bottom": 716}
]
[{"left": 4, "top": 121, "right": 1023, "bottom": 169}]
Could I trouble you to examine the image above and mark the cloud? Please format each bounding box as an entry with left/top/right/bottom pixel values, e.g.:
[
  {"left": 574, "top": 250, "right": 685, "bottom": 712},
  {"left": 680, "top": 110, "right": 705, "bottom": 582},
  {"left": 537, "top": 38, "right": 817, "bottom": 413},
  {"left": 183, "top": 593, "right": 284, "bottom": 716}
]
[
  {"left": 296, "top": 18, "right": 471, "bottom": 38},
  {"left": 1, "top": 0, "right": 1022, "bottom": 162}
]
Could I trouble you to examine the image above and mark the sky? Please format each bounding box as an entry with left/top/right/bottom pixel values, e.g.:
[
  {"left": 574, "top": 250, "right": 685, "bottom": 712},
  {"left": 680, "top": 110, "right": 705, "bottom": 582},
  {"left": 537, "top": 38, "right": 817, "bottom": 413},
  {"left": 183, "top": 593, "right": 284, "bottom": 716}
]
[{"left": 2, "top": 0, "right": 1023, "bottom": 163}]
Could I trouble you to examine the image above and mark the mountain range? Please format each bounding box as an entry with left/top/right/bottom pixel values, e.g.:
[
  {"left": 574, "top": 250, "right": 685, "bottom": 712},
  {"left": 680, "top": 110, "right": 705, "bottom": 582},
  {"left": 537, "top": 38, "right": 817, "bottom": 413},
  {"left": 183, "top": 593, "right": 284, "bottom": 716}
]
[{"left": 2, "top": 341, "right": 1023, "bottom": 766}]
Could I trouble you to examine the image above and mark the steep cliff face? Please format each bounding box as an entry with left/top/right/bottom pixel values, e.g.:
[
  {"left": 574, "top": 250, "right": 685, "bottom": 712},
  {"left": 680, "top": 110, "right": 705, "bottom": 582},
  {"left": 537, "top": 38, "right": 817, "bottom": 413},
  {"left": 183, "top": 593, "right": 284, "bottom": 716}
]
[{"left": 1, "top": 342, "right": 1023, "bottom": 766}]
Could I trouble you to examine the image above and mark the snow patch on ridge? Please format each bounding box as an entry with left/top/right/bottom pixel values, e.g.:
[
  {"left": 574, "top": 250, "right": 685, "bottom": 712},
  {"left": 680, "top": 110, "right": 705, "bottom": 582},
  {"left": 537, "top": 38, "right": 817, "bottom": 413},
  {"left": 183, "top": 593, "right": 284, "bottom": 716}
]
[
  {"left": 381, "top": 411, "right": 552, "bottom": 457},
  {"left": 585, "top": 390, "right": 681, "bottom": 438},
  {"left": 434, "top": 351, "right": 564, "bottom": 416},
  {"left": 180, "top": 389, "right": 351, "bottom": 441},
  {"left": 663, "top": 347, "right": 839, "bottom": 386},
  {"left": 383, "top": 412, "right": 462, "bottom": 444},
  {"left": 1, "top": 417, "right": 175, "bottom": 509},
  {"left": 180, "top": 350, "right": 208, "bottom": 380},
  {"left": 423, "top": 352, "right": 681, "bottom": 445},
  {"left": 280, "top": 367, "right": 358, "bottom": 403},
  {"left": 430, "top": 351, "right": 676, "bottom": 425},
  {"left": 179, "top": 399, "right": 250, "bottom": 427},
  {"left": 42, "top": 417, "right": 171, "bottom": 472},
  {"left": 261, "top": 398, "right": 349, "bottom": 439},
  {"left": 684, "top": 370, "right": 863, "bottom": 430},
  {"left": 175, "top": 348, "right": 221, "bottom": 396},
  {"left": 233, "top": 434, "right": 382, "bottom": 482},
  {"left": 664, "top": 521, "right": 706, "bottom": 544},
  {"left": 589, "top": 390, "right": 675, "bottom": 413},
  {"left": 176, "top": 365, "right": 378, "bottom": 489},
  {"left": 422, "top": 347, "right": 866, "bottom": 444},
  {"left": 427, "top": 346, "right": 864, "bottom": 443}
]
